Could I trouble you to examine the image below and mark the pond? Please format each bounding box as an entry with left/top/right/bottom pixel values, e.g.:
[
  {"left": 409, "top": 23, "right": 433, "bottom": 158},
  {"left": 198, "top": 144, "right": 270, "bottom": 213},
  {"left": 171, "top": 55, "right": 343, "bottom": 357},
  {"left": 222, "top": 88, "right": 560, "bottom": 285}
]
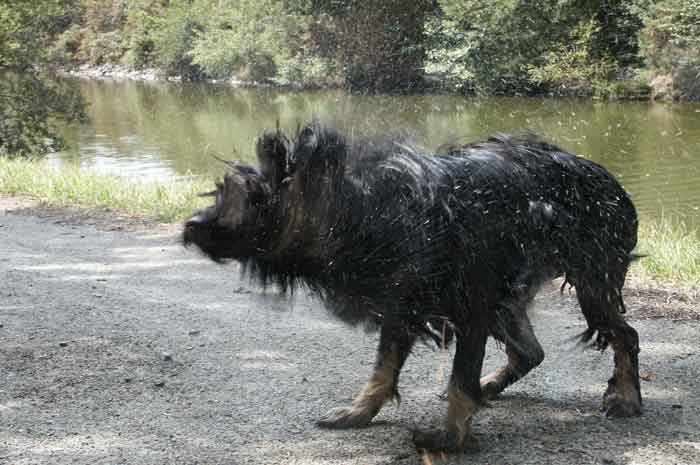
[{"left": 54, "top": 78, "right": 700, "bottom": 227}]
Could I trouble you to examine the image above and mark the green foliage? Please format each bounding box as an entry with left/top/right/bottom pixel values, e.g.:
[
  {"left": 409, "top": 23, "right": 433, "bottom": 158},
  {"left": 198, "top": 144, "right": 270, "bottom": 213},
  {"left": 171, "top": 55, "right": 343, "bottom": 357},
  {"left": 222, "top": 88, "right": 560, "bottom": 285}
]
[
  {"left": 428, "top": 0, "right": 559, "bottom": 94},
  {"left": 0, "top": 0, "right": 87, "bottom": 157},
  {"left": 190, "top": 0, "right": 288, "bottom": 81},
  {"left": 83, "top": 0, "right": 127, "bottom": 33},
  {"left": 428, "top": 0, "right": 647, "bottom": 96},
  {"left": 189, "top": 0, "right": 343, "bottom": 86},
  {"left": 642, "top": 0, "right": 700, "bottom": 99},
  {"left": 423, "top": 16, "right": 475, "bottom": 92},
  {"left": 634, "top": 218, "right": 700, "bottom": 285},
  {"left": 121, "top": 1, "right": 163, "bottom": 69},
  {"left": 0, "top": 73, "right": 86, "bottom": 157},
  {"left": 83, "top": 30, "right": 125, "bottom": 64},
  {"left": 151, "top": 0, "right": 205, "bottom": 79},
  {"left": 0, "top": 0, "right": 73, "bottom": 68},
  {"left": 332, "top": 0, "right": 434, "bottom": 92},
  {"left": 48, "top": 24, "right": 83, "bottom": 67},
  {"left": 274, "top": 55, "right": 339, "bottom": 88},
  {"left": 11, "top": 0, "right": 700, "bottom": 96},
  {"left": 0, "top": 157, "right": 212, "bottom": 222},
  {"left": 564, "top": 0, "right": 644, "bottom": 68},
  {"left": 528, "top": 20, "right": 618, "bottom": 95}
]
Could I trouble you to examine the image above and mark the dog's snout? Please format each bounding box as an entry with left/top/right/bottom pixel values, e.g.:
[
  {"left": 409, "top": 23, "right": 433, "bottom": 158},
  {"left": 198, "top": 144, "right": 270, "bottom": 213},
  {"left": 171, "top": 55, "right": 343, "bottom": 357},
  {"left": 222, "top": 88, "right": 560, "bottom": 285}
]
[
  {"left": 185, "top": 215, "right": 204, "bottom": 230},
  {"left": 183, "top": 215, "right": 207, "bottom": 246}
]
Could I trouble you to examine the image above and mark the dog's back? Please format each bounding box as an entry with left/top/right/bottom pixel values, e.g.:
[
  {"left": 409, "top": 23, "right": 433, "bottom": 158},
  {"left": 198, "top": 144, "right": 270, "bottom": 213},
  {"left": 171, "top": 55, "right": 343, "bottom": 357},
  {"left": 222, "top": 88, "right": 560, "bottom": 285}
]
[{"left": 452, "top": 134, "right": 638, "bottom": 286}]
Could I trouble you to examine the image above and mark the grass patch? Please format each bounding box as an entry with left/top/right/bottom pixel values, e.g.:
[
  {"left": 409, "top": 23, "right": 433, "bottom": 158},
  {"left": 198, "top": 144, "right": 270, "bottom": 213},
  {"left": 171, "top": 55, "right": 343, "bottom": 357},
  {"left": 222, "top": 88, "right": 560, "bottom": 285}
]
[
  {"left": 632, "top": 218, "right": 700, "bottom": 289},
  {"left": 0, "top": 157, "right": 212, "bottom": 223},
  {"left": 1, "top": 157, "right": 698, "bottom": 287}
]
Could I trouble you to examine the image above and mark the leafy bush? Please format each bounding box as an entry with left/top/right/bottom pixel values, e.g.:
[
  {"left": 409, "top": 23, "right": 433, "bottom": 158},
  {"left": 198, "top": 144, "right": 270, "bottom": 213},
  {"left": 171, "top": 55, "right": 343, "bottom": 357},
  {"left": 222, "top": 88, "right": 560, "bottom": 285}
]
[
  {"left": 48, "top": 24, "right": 84, "bottom": 67},
  {"left": 0, "top": 73, "right": 86, "bottom": 157},
  {"left": 274, "top": 55, "right": 340, "bottom": 88},
  {"left": 0, "top": 0, "right": 87, "bottom": 157},
  {"left": 426, "top": 0, "right": 561, "bottom": 95},
  {"left": 329, "top": 0, "right": 433, "bottom": 92},
  {"left": 191, "top": 0, "right": 309, "bottom": 82},
  {"left": 427, "top": 0, "right": 646, "bottom": 96},
  {"left": 528, "top": 20, "right": 618, "bottom": 96},
  {"left": 423, "top": 16, "right": 476, "bottom": 92},
  {"left": 121, "top": 3, "right": 162, "bottom": 69},
  {"left": 152, "top": 0, "right": 204, "bottom": 79},
  {"left": 82, "top": 30, "right": 125, "bottom": 65},
  {"left": 642, "top": 0, "right": 700, "bottom": 99}
]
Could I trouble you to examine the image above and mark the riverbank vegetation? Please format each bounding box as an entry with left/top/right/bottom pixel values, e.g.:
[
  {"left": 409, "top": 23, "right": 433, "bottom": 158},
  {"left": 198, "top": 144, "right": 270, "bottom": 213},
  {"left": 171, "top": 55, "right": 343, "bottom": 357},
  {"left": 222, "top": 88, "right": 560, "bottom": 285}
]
[
  {"left": 0, "top": 157, "right": 698, "bottom": 287},
  {"left": 2, "top": 0, "right": 700, "bottom": 158},
  {"left": 0, "top": 157, "right": 209, "bottom": 222},
  {"left": 39, "top": 0, "right": 700, "bottom": 99},
  {"left": 0, "top": 1, "right": 87, "bottom": 157},
  {"left": 635, "top": 220, "right": 700, "bottom": 288}
]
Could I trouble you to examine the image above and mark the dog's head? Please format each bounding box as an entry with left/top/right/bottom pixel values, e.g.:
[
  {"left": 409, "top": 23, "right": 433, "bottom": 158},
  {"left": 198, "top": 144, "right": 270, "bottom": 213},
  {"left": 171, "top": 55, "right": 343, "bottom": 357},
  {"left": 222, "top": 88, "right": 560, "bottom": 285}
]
[
  {"left": 183, "top": 164, "right": 273, "bottom": 261},
  {"left": 183, "top": 124, "right": 346, "bottom": 262}
]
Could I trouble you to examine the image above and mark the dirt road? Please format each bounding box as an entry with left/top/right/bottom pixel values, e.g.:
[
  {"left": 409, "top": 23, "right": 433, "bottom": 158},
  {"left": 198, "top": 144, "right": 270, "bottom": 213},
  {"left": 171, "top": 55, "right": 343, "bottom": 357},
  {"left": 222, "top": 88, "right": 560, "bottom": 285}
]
[{"left": 1, "top": 202, "right": 699, "bottom": 465}]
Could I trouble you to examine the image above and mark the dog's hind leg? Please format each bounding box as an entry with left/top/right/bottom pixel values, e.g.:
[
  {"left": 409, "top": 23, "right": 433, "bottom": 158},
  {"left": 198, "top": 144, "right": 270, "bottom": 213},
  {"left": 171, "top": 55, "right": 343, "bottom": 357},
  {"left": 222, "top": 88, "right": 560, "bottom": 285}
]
[
  {"left": 480, "top": 299, "right": 544, "bottom": 399},
  {"left": 576, "top": 284, "right": 642, "bottom": 417},
  {"left": 413, "top": 325, "right": 486, "bottom": 453},
  {"left": 317, "top": 323, "right": 415, "bottom": 429}
]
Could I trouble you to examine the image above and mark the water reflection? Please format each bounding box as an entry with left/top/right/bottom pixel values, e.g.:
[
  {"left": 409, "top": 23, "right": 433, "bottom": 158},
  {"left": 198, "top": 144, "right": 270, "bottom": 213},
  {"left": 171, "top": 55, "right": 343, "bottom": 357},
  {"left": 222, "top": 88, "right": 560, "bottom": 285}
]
[{"left": 54, "top": 78, "right": 700, "bottom": 225}]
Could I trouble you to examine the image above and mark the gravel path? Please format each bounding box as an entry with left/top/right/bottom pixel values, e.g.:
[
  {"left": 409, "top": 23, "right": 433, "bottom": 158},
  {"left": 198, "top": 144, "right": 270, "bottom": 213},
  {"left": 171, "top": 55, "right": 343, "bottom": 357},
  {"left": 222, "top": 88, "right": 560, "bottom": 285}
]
[{"left": 1, "top": 205, "right": 699, "bottom": 465}]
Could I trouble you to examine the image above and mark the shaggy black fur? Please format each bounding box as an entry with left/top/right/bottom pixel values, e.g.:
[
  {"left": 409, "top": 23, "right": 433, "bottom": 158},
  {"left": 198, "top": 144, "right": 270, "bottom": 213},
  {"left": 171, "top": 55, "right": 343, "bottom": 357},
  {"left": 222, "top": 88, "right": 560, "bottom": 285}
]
[{"left": 183, "top": 123, "right": 642, "bottom": 453}]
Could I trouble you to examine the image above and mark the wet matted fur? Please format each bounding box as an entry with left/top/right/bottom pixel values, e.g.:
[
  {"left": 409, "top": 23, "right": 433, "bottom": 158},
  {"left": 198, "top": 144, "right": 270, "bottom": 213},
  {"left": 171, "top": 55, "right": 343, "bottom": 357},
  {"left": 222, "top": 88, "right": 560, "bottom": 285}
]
[{"left": 183, "top": 123, "right": 642, "bottom": 453}]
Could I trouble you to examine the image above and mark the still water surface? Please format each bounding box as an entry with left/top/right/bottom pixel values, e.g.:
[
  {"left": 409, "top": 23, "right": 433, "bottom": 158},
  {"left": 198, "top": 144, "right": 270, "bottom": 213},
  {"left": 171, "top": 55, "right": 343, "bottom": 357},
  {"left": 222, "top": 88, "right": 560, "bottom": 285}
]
[{"left": 54, "top": 79, "right": 700, "bottom": 226}]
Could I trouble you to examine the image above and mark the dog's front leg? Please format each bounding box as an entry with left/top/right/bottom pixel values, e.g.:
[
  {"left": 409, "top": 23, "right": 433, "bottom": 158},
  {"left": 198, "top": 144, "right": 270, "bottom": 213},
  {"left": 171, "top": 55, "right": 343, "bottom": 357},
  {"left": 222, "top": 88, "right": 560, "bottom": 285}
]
[{"left": 317, "top": 323, "right": 414, "bottom": 429}]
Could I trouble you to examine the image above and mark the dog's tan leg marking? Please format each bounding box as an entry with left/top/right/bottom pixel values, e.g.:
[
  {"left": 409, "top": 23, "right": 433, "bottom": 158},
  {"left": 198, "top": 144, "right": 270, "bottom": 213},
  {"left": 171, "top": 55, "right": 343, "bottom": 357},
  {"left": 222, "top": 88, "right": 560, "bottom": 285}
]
[
  {"left": 352, "top": 348, "right": 400, "bottom": 409},
  {"left": 479, "top": 347, "right": 519, "bottom": 399},
  {"left": 413, "top": 381, "right": 480, "bottom": 453},
  {"left": 317, "top": 344, "right": 401, "bottom": 429},
  {"left": 446, "top": 383, "right": 478, "bottom": 449},
  {"left": 603, "top": 335, "right": 642, "bottom": 417}
]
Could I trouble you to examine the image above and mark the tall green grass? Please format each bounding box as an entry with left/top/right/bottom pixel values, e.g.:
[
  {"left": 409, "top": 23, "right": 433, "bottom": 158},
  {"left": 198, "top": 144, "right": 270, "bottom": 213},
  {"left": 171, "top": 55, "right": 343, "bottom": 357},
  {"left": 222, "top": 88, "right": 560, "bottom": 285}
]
[
  {"left": 1, "top": 157, "right": 698, "bottom": 286},
  {"left": 633, "top": 218, "right": 700, "bottom": 287},
  {"left": 0, "top": 158, "right": 212, "bottom": 222}
]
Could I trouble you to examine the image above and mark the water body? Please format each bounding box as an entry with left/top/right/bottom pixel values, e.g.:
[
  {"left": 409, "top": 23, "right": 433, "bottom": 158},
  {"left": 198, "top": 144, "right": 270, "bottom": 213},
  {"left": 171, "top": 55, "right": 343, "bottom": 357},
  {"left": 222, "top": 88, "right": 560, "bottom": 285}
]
[{"left": 54, "top": 78, "right": 700, "bottom": 226}]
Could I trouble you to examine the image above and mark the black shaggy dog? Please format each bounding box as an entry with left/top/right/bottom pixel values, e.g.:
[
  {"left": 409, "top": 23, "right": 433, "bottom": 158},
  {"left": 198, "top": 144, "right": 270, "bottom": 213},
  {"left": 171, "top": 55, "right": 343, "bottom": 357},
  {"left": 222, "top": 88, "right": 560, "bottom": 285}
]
[{"left": 183, "top": 123, "right": 642, "bottom": 453}]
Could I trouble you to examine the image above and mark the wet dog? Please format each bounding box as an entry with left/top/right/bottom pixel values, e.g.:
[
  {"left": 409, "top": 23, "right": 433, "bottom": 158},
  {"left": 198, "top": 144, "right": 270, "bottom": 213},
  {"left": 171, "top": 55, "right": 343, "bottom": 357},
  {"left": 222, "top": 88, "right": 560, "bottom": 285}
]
[{"left": 183, "top": 123, "right": 641, "bottom": 453}]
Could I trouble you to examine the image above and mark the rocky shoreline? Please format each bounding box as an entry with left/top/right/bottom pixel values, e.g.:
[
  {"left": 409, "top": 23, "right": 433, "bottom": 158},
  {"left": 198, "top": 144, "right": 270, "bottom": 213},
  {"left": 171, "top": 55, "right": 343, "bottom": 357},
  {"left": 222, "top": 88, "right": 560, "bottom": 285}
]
[
  {"left": 63, "top": 63, "right": 299, "bottom": 89},
  {"left": 65, "top": 63, "right": 161, "bottom": 82},
  {"left": 64, "top": 64, "right": 680, "bottom": 100}
]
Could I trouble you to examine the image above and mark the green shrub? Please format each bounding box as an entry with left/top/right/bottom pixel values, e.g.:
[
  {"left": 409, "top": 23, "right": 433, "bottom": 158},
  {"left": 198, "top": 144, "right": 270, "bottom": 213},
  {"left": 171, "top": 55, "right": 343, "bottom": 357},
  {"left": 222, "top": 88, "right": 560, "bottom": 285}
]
[
  {"left": 48, "top": 24, "right": 83, "bottom": 67},
  {"left": 427, "top": 0, "right": 646, "bottom": 95},
  {"left": 592, "top": 78, "right": 652, "bottom": 99},
  {"left": 121, "top": 5, "right": 161, "bottom": 69},
  {"left": 82, "top": 29, "right": 124, "bottom": 65},
  {"left": 528, "top": 20, "right": 622, "bottom": 96},
  {"left": 274, "top": 55, "right": 340, "bottom": 87},
  {"left": 190, "top": 0, "right": 294, "bottom": 82},
  {"left": 152, "top": 0, "right": 204, "bottom": 79},
  {"left": 0, "top": 1, "right": 87, "bottom": 157},
  {"left": 642, "top": 0, "right": 700, "bottom": 99}
]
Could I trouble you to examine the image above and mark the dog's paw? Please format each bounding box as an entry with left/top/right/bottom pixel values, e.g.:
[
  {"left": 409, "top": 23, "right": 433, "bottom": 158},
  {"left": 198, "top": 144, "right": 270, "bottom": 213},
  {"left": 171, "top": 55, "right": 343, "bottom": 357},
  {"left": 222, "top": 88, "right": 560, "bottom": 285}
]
[
  {"left": 412, "top": 429, "right": 479, "bottom": 453},
  {"left": 316, "top": 406, "right": 376, "bottom": 429},
  {"left": 602, "top": 394, "right": 642, "bottom": 418}
]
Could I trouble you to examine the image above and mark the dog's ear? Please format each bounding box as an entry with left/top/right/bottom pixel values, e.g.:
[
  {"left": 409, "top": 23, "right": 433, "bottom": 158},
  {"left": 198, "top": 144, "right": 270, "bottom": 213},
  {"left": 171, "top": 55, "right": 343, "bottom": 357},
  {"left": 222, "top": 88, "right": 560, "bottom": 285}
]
[{"left": 257, "top": 130, "right": 292, "bottom": 186}]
